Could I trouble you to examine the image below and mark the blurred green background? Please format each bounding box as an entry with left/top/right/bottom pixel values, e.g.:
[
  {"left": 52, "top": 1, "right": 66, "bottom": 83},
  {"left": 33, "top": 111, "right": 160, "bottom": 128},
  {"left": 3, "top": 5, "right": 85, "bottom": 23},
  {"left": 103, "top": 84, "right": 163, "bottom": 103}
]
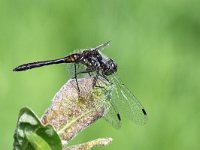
[{"left": 1, "top": 0, "right": 200, "bottom": 149}]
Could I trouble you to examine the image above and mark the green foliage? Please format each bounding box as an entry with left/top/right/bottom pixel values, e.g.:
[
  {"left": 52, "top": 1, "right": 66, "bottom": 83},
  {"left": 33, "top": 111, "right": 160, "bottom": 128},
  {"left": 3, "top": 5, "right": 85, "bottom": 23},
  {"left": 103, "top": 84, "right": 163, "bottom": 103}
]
[
  {"left": 13, "top": 107, "right": 62, "bottom": 150},
  {"left": 1, "top": 0, "right": 200, "bottom": 149}
]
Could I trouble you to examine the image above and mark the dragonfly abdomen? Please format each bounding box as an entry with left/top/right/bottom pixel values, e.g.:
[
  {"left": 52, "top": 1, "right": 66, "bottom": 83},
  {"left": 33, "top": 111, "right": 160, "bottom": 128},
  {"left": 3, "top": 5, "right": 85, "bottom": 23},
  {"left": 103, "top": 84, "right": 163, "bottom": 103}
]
[{"left": 13, "top": 58, "right": 67, "bottom": 71}]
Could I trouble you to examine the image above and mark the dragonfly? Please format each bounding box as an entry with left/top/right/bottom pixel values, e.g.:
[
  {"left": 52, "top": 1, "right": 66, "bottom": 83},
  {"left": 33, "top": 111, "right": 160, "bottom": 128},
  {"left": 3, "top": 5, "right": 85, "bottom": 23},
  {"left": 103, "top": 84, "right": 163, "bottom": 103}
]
[{"left": 13, "top": 42, "right": 148, "bottom": 128}]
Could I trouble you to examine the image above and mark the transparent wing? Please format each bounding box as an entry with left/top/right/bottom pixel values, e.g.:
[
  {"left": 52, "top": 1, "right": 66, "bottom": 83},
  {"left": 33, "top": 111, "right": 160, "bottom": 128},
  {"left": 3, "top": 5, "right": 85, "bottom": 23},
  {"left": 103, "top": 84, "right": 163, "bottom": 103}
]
[
  {"left": 103, "top": 97, "right": 122, "bottom": 129},
  {"left": 67, "top": 63, "right": 90, "bottom": 79},
  {"left": 78, "top": 41, "right": 110, "bottom": 52},
  {"left": 109, "top": 74, "right": 148, "bottom": 125},
  {"left": 88, "top": 76, "right": 122, "bottom": 129},
  {"left": 92, "top": 41, "right": 110, "bottom": 51}
]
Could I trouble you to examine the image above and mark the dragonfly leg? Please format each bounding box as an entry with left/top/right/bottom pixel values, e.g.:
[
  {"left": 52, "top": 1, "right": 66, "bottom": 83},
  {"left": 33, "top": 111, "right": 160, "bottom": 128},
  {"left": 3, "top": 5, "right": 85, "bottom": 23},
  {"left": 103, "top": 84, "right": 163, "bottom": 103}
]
[
  {"left": 70, "top": 70, "right": 93, "bottom": 79},
  {"left": 96, "top": 73, "right": 112, "bottom": 87},
  {"left": 101, "top": 73, "right": 110, "bottom": 83},
  {"left": 92, "top": 74, "right": 98, "bottom": 88},
  {"left": 74, "top": 63, "right": 80, "bottom": 96},
  {"left": 92, "top": 71, "right": 109, "bottom": 92}
]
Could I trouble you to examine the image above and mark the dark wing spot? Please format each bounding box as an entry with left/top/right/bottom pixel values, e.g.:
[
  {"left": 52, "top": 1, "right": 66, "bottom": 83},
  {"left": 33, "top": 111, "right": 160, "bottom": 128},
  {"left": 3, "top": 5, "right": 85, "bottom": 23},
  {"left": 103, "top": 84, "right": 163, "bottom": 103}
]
[
  {"left": 117, "top": 113, "right": 121, "bottom": 121},
  {"left": 142, "top": 109, "right": 147, "bottom": 115}
]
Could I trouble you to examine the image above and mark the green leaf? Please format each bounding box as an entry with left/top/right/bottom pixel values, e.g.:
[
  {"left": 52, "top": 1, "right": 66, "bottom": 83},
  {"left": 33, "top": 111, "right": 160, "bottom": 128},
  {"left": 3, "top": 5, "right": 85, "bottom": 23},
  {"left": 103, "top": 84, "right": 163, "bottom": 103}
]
[
  {"left": 25, "top": 132, "right": 51, "bottom": 150},
  {"left": 13, "top": 107, "right": 62, "bottom": 150}
]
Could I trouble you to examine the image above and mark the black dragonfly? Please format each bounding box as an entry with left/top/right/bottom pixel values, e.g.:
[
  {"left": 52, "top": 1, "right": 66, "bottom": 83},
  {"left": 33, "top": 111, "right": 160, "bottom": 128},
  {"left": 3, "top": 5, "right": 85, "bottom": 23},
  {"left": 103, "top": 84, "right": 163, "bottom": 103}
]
[{"left": 13, "top": 42, "right": 148, "bottom": 128}]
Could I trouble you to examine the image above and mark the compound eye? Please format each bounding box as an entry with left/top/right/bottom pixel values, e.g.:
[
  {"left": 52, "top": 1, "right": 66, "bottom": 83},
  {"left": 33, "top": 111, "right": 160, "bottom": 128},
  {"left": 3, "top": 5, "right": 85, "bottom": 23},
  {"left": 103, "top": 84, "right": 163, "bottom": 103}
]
[
  {"left": 111, "top": 63, "right": 115, "bottom": 68},
  {"left": 111, "top": 62, "right": 117, "bottom": 72}
]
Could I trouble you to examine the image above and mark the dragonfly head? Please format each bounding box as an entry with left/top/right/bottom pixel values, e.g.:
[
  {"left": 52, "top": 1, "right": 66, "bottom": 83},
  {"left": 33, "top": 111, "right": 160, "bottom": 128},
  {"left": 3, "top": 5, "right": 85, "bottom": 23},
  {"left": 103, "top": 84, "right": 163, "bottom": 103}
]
[{"left": 104, "top": 59, "right": 118, "bottom": 76}]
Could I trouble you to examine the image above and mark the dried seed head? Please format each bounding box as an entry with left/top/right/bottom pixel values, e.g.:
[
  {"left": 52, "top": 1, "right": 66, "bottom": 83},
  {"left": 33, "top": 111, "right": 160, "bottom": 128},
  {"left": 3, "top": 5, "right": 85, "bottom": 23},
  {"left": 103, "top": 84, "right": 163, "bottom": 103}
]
[{"left": 41, "top": 77, "right": 112, "bottom": 142}]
